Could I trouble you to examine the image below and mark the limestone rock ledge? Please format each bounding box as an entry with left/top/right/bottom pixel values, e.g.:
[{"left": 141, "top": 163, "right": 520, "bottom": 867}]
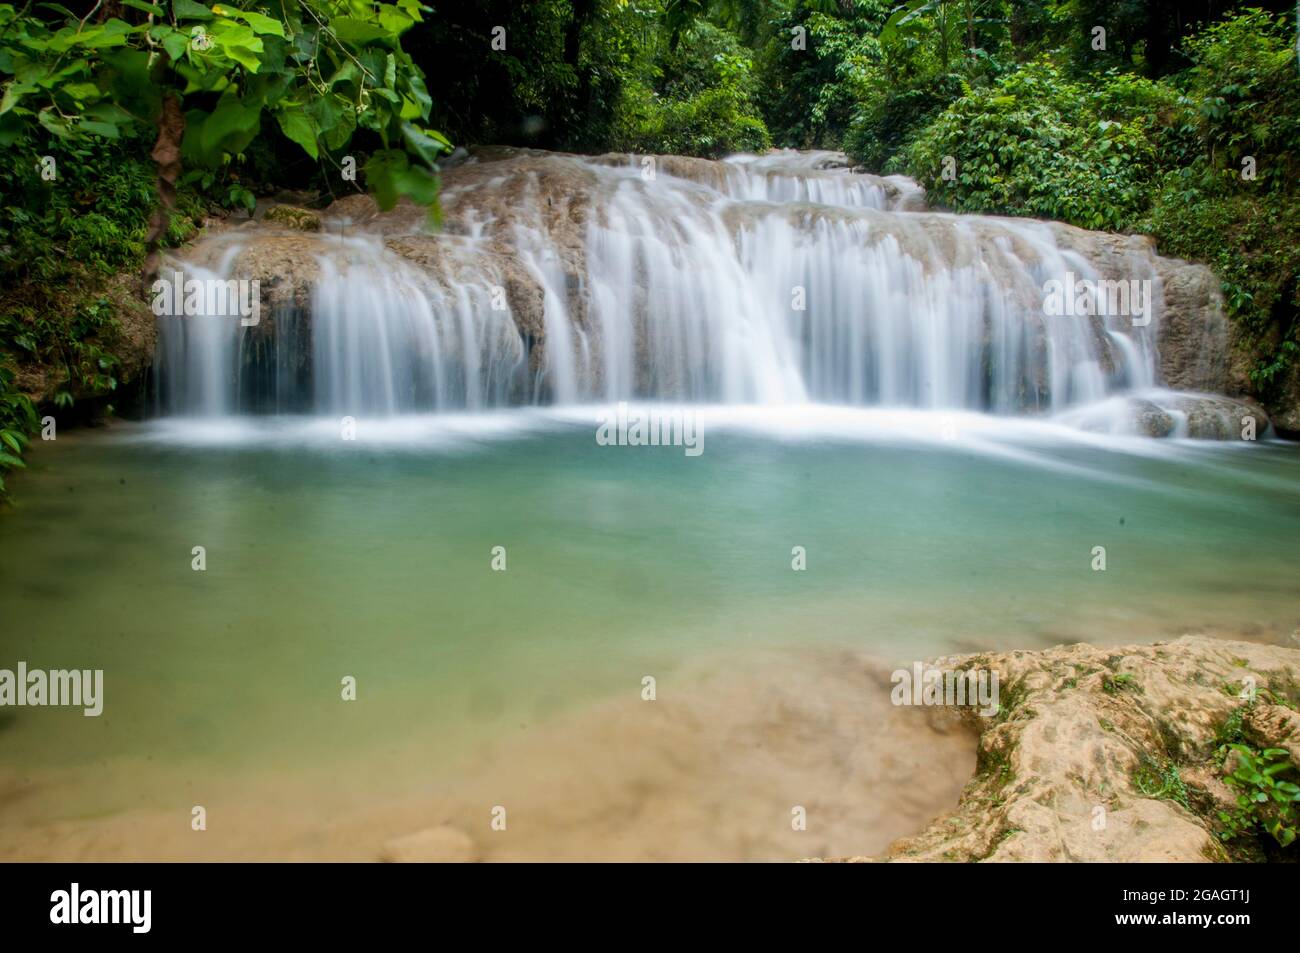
[{"left": 823, "top": 635, "right": 1300, "bottom": 863}]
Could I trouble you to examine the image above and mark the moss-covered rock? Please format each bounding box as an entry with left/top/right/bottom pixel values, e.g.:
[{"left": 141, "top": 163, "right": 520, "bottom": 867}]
[{"left": 262, "top": 205, "right": 322, "bottom": 232}]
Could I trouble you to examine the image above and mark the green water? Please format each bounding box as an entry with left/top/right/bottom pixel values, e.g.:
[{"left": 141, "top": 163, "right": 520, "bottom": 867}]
[{"left": 1, "top": 409, "right": 1298, "bottom": 842}]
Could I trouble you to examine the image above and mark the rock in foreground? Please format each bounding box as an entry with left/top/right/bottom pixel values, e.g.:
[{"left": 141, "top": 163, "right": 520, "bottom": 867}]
[{"left": 827, "top": 635, "right": 1300, "bottom": 863}]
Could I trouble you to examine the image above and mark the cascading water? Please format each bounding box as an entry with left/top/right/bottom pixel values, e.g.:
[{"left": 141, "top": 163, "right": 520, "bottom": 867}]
[
  {"left": 154, "top": 149, "right": 1178, "bottom": 422},
  {"left": 154, "top": 243, "right": 245, "bottom": 417},
  {"left": 309, "top": 239, "right": 527, "bottom": 415}
]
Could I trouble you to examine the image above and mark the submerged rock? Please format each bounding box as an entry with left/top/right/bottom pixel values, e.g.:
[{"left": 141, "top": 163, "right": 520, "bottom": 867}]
[
  {"left": 1057, "top": 392, "right": 1270, "bottom": 439},
  {"left": 1160, "top": 393, "right": 1271, "bottom": 439},
  {"left": 1129, "top": 398, "right": 1176, "bottom": 437},
  {"left": 828, "top": 635, "right": 1300, "bottom": 863}
]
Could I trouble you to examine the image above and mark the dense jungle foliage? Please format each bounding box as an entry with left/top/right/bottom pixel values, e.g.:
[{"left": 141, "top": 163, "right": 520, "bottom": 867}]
[{"left": 1, "top": 0, "right": 1299, "bottom": 493}]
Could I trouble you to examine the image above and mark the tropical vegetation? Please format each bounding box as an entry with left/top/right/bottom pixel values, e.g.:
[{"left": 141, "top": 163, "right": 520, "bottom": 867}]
[{"left": 2, "top": 0, "right": 1299, "bottom": 495}]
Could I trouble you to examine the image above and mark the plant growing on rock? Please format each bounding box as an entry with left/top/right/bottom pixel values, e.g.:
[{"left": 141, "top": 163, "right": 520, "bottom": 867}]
[
  {"left": 1217, "top": 743, "right": 1300, "bottom": 848},
  {"left": 0, "top": 364, "right": 37, "bottom": 499},
  {"left": 1103, "top": 672, "right": 1140, "bottom": 695},
  {"left": 1132, "top": 754, "right": 1189, "bottom": 809}
]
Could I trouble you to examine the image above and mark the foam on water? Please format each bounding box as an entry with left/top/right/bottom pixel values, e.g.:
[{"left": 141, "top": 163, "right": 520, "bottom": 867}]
[{"left": 121, "top": 401, "right": 1292, "bottom": 495}]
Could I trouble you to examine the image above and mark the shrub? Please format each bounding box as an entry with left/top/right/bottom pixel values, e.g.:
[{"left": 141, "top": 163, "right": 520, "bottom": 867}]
[
  {"left": 902, "top": 59, "right": 1179, "bottom": 231},
  {"left": 1218, "top": 743, "right": 1300, "bottom": 849},
  {"left": 844, "top": 74, "right": 965, "bottom": 173},
  {"left": 1143, "top": 11, "right": 1300, "bottom": 393},
  {"left": 0, "top": 130, "right": 205, "bottom": 497},
  {"left": 612, "top": 21, "right": 771, "bottom": 156}
]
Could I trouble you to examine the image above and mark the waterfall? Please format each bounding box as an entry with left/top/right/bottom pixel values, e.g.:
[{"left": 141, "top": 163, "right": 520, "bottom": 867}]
[
  {"left": 154, "top": 242, "right": 245, "bottom": 417},
  {"left": 154, "top": 149, "right": 1173, "bottom": 419},
  {"left": 310, "top": 240, "right": 526, "bottom": 415}
]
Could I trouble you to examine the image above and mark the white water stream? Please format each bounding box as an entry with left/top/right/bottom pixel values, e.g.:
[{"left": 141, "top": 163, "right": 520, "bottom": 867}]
[{"left": 155, "top": 150, "right": 1175, "bottom": 422}]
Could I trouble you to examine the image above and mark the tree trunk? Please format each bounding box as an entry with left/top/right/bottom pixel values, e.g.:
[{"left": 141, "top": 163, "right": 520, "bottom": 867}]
[{"left": 142, "top": 94, "right": 184, "bottom": 286}]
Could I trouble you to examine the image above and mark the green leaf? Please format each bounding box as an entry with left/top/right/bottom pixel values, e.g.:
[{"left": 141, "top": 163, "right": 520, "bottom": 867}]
[
  {"left": 68, "top": 19, "right": 136, "bottom": 50},
  {"left": 311, "top": 93, "right": 343, "bottom": 134},
  {"left": 323, "top": 106, "right": 355, "bottom": 150},
  {"left": 364, "top": 149, "right": 408, "bottom": 209},
  {"left": 0, "top": 451, "right": 26, "bottom": 469},
  {"left": 212, "top": 5, "right": 286, "bottom": 37},
  {"left": 364, "top": 149, "right": 443, "bottom": 211},
  {"left": 210, "top": 22, "right": 265, "bottom": 72},
  {"left": 393, "top": 164, "right": 439, "bottom": 205},
  {"left": 0, "top": 83, "right": 36, "bottom": 115},
  {"left": 120, "top": 0, "right": 165, "bottom": 14},
  {"left": 330, "top": 17, "right": 390, "bottom": 46},
  {"left": 161, "top": 28, "right": 191, "bottom": 61},
  {"left": 312, "top": 94, "right": 356, "bottom": 149},
  {"left": 100, "top": 47, "right": 160, "bottom": 119},
  {"left": 217, "top": 41, "right": 263, "bottom": 73},
  {"left": 276, "top": 108, "right": 318, "bottom": 159},
  {"left": 82, "top": 101, "right": 135, "bottom": 126},
  {"left": 378, "top": 5, "right": 414, "bottom": 36},
  {"left": 173, "top": 0, "right": 215, "bottom": 20},
  {"left": 405, "top": 71, "right": 431, "bottom": 119},
  {"left": 61, "top": 81, "right": 101, "bottom": 101},
  {"left": 187, "top": 95, "right": 262, "bottom": 165},
  {"left": 326, "top": 61, "right": 361, "bottom": 90},
  {"left": 78, "top": 118, "right": 121, "bottom": 137},
  {"left": 37, "top": 107, "right": 74, "bottom": 137},
  {"left": 400, "top": 121, "right": 448, "bottom": 167}
]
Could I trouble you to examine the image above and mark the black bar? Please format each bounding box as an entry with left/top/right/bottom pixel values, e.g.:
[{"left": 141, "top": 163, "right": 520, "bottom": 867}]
[{"left": 1, "top": 863, "right": 1286, "bottom": 940}]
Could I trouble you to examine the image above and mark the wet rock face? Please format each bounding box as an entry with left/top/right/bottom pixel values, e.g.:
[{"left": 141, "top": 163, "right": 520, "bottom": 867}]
[
  {"left": 826, "top": 635, "right": 1300, "bottom": 864},
  {"left": 1066, "top": 393, "right": 1271, "bottom": 439},
  {"left": 1160, "top": 393, "right": 1271, "bottom": 439},
  {"left": 262, "top": 206, "right": 322, "bottom": 232},
  {"left": 1154, "top": 260, "right": 1232, "bottom": 394},
  {"left": 1147, "top": 256, "right": 1298, "bottom": 436},
  {"left": 1271, "top": 363, "right": 1300, "bottom": 437},
  {"left": 1128, "top": 398, "right": 1177, "bottom": 437}
]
